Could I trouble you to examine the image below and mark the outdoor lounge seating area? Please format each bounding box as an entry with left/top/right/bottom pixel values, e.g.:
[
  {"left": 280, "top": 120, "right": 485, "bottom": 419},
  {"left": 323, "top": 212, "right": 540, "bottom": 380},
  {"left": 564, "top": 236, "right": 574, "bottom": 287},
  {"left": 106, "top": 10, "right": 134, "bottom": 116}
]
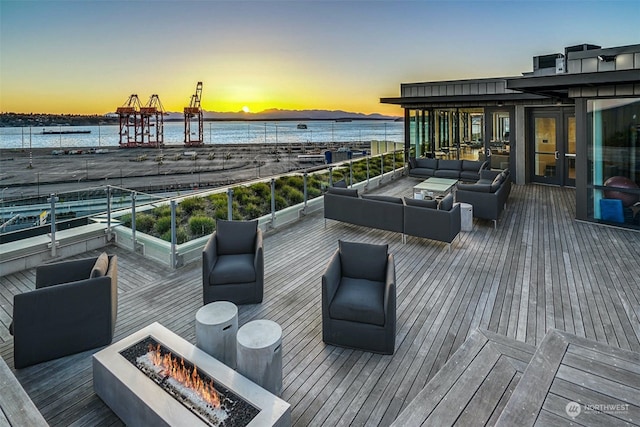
[
  {"left": 408, "top": 157, "right": 488, "bottom": 181},
  {"left": 324, "top": 186, "right": 461, "bottom": 247},
  {"left": 456, "top": 168, "right": 512, "bottom": 226},
  {"left": 1, "top": 180, "right": 640, "bottom": 426}
]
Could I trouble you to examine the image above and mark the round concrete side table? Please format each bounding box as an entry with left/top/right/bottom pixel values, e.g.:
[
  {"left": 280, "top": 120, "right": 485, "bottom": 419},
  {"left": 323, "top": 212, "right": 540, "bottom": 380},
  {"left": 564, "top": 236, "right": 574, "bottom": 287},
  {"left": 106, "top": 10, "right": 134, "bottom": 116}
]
[
  {"left": 195, "top": 301, "right": 238, "bottom": 369},
  {"left": 459, "top": 202, "right": 473, "bottom": 231},
  {"left": 236, "top": 319, "right": 283, "bottom": 396}
]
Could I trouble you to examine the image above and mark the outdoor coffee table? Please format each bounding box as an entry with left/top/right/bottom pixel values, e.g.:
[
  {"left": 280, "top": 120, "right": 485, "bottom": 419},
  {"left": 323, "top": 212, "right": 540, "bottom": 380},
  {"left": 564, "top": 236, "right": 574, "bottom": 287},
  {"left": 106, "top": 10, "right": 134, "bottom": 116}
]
[{"left": 413, "top": 177, "right": 458, "bottom": 199}]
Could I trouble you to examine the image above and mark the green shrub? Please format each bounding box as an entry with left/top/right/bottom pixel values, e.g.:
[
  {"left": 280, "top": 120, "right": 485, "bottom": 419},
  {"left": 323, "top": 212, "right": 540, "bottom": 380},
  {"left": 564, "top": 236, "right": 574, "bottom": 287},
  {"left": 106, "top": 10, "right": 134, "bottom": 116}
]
[
  {"left": 153, "top": 205, "right": 172, "bottom": 218},
  {"left": 155, "top": 216, "right": 172, "bottom": 235},
  {"left": 119, "top": 213, "right": 132, "bottom": 227},
  {"left": 250, "top": 182, "right": 271, "bottom": 199},
  {"left": 181, "top": 197, "right": 205, "bottom": 215},
  {"left": 280, "top": 185, "right": 304, "bottom": 204},
  {"left": 189, "top": 216, "right": 215, "bottom": 237},
  {"left": 161, "top": 226, "right": 188, "bottom": 244},
  {"left": 135, "top": 213, "right": 155, "bottom": 233}
]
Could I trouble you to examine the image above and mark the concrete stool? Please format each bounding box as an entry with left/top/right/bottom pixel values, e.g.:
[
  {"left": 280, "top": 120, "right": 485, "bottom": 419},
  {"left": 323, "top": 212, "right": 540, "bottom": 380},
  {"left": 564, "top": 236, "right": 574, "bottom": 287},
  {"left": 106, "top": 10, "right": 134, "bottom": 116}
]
[
  {"left": 458, "top": 202, "right": 473, "bottom": 231},
  {"left": 236, "top": 319, "right": 283, "bottom": 396},
  {"left": 195, "top": 301, "right": 238, "bottom": 369}
]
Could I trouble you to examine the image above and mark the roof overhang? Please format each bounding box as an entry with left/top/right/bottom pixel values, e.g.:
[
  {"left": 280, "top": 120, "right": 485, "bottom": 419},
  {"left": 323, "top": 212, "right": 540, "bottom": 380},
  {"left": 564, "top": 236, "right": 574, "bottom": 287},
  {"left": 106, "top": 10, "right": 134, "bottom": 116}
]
[
  {"left": 380, "top": 92, "right": 545, "bottom": 106},
  {"left": 506, "top": 70, "right": 640, "bottom": 98}
]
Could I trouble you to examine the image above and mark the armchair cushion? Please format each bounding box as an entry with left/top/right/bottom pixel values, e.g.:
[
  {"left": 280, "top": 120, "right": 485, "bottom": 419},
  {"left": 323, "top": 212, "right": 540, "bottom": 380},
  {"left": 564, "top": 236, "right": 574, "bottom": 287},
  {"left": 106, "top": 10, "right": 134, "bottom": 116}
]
[
  {"left": 404, "top": 197, "right": 438, "bottom": 209},
  {"left": 409, "top": 157, "right": 417, "bottom": 169},
  {"left": 216, "top": 219, "right": 257, "bottom": 255},
  {"left": 339, "top": 240, "right": 388, "bottom": 282},
  {"left": 329, "top": 277, "right": 385, "bottom": 326},
  {"left": 209, "top": 254, "right": 256, "bottom": 285},
  {"left": 327, "top": 186, "right": 358, "bottom": 197},
  {"left": 333, "top": 179, "right": 348, "bottom": 188},
  {"left": 91, "top": 252, "right": 109, "bottom": 278}
]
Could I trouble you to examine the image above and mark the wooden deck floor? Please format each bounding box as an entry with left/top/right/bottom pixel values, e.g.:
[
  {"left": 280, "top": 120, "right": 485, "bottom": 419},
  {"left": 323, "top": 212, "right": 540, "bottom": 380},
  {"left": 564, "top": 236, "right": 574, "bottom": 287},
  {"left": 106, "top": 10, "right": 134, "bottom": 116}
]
[{"left": 1, "top": 178, "right": 639, "bottom": 426}]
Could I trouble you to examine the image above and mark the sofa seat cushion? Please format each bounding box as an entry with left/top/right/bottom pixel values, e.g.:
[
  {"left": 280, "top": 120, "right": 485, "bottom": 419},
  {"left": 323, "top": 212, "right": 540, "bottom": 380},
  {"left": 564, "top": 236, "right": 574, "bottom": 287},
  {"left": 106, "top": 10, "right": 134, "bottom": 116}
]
[
  {"left": 434, "top": 169, "right": 461, "bottom": 179},
  {"left": 329, "top": 277, "right": 385, "bottom": 326},
  {"left": 404, "top": 197, "right": 438, "bottom": 209},
  {"left": 327, "top": 186, "right": 358, "bottom": 197},
  {"left": 210, "top": 254, "right": 256, "bottom": 285},
  {"left": 361, "top": 194, "right": 403, "bottom": 204},
  {"left": 90, "top": 252, "right": 109, "bottom": 278},
  {"left": 457, "top": 183, "right": 492, "bottom": 193},
  {"left": 460, "top": 170, "right": 481, "bottom": 181},
  {"left": 339, "top": 240, "right": 388, "bottom": 282},
  {"left": 411, "top": 168, "right": 436, "bottom": 177}
]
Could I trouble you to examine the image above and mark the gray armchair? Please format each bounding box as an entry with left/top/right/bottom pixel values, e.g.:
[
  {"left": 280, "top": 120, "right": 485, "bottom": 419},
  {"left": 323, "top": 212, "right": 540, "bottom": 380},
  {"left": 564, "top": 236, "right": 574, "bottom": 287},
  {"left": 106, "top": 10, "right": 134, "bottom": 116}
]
[
  {"left": 10, "top": 253, "right": 118, "bottom": 369},
  {"left": 202, "top": 219, "right": 264, "bottom": 305},
  {"left": 322, "top": 241, "right": 396, "bottom": 354}
]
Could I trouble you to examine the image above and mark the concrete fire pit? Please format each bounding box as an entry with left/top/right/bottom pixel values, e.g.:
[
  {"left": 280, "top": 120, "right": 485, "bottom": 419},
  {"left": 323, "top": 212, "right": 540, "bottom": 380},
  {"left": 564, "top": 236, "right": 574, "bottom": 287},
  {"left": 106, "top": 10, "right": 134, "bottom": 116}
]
[{"left": 92, "top": 322, "right": 290, "bottom": 427}]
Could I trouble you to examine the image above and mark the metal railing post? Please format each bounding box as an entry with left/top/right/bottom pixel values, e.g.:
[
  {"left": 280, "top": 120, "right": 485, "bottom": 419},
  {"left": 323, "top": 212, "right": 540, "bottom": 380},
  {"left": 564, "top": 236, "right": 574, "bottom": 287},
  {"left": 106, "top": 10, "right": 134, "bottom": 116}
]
[
  {"left": 349, "top": 160, "right": 353, "bottom": 186},
  {"left": 131, "top": 191, "right": 137, "bottom": 249},
  {"left": 48, "top": 193, "right": 58, "bottom": 257},
  {"left": 227, "top": 188, "right": 234, "bottom": 220},
  {"left": 366, "top": 155, "right": 370, "bottom": 186},
  {"left": 329, "top": 166, "right": 333, "bottom": 187},
  {"left": 170, "top": 200, "right": 177, "bottom": 269},
  {"left": 303, "top": 171, "right": 308, "bottom": 211},
  {"left": 270, "top": 178, "right": 276, "bottom": 227},
  {"left": 392, "top": 149, "right": 396, "bottom": 177},
  {"left": 106, "top": 185, "right": 112, "bottom": 241},
  {"left": 380, "top": 153, "right": 384, "bottom": 182}
]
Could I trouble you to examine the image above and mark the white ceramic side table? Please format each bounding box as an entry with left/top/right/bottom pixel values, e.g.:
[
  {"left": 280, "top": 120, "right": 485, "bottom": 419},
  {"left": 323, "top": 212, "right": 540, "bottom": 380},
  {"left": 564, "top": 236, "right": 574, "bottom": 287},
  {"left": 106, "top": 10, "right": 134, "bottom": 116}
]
[{"left": 458, "top": 202, "right": 473, "bottom": 231}]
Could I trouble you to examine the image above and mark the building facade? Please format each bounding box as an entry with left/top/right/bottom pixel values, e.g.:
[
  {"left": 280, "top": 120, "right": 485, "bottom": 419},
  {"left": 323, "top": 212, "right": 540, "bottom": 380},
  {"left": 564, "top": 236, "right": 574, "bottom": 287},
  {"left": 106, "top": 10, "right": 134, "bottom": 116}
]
[{"left": 382, "top": 43, "right": 640, "bottom": 230}]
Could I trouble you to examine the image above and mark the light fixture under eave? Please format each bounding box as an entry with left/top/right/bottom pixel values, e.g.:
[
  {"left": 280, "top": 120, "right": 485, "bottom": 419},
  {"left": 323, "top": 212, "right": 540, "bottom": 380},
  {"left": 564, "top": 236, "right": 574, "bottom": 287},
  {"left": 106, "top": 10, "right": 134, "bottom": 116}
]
[{"left": 597, "top": 54, "right": 617, "bottom": 62}]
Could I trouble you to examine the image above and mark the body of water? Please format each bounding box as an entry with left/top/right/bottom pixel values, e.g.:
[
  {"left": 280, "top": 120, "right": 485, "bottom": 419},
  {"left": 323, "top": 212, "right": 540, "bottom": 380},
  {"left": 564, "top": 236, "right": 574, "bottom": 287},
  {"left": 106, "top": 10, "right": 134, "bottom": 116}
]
[{"left": 0, "top": 120, "right": 403, "bottom": 150}]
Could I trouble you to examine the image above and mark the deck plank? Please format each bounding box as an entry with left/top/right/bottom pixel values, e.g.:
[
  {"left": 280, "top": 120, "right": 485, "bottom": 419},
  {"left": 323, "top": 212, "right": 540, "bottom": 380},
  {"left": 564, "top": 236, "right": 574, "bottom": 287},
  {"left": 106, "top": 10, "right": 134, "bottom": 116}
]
[{"left": 1, "top": 180, "right": 640, "bottom": 426}]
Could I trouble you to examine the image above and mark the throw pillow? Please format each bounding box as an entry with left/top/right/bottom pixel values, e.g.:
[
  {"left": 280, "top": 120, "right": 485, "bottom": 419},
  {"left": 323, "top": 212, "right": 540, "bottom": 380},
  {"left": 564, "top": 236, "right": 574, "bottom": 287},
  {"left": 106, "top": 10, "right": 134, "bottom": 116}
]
[
  {"left": 439, "top": 193, "right": 454, "bottom": 211},
  {"left": 216, "top": 219, "right": 257, "bottom": 255},
  {"left": 327, "top": 187, "right": 358, "bottom": 197},
  {"left": 339, "top": 240, "right": 388, "bottom": 282},
  {"left": 90, "top": 252, "right": 109, "bottom": 278},
  {"left": 361, "top": 194, "right": 403, "bottom": 204},
  {"left": 404, "top": 197, "right": 438, "bottom": 209}
]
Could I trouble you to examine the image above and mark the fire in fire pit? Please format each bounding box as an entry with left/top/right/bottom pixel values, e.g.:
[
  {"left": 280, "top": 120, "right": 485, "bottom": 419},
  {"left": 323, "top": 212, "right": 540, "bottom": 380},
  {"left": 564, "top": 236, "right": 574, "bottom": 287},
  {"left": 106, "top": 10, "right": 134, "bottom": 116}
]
[{"left": 120, "top": 337, "right": 259, "bottom": 427}]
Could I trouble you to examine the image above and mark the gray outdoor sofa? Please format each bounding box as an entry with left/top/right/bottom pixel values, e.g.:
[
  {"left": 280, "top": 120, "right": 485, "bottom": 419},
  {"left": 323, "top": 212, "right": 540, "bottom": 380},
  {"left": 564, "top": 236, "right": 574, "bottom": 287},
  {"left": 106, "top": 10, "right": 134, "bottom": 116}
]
[
  {"left": 10, "top": 253, "right": 118, "bottom": 369},
  {"left": 455, "top": 169, "right": 512, "bottom": 227},
  {"left": 408, "top": 158, "right": 488, "bottom": 181},
  {"left": 324, "top": 187, "right": 461, "bottom": 247}
]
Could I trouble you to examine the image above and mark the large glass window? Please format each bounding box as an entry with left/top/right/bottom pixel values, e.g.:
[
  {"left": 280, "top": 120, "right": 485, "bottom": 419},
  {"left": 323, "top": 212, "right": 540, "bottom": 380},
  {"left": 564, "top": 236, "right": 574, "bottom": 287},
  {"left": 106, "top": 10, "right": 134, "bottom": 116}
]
[
  {"left": 588, "top": 98, "right": 640, "bottom": 228},
  {"left": 409, "top": 109, "right": 431, "bottom": 158}
]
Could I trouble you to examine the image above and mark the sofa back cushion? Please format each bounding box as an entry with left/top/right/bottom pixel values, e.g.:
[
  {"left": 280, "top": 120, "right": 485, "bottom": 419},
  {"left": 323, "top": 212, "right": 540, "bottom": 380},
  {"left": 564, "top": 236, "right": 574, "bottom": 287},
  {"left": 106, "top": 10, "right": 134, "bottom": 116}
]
[
  {"left": 490, "top": 174, "right": 503, "bottom": 192},
  {"left": 216, "top": 219, "right": 257, "bottom": 255},
  {"left": 438, "top": 160, "right": 462, "bottom": 171},
  {"left": 416, "top": 158, "right": 438, "bottom": 169},
  {"left": 361, "top": 194, "right": 403, "bottom": 204},
  {"left": 404, "top": 197, "right": 438, "bottom": 209},
  {"left": 90, "top": 252, "right": 110, "bottom": 278},
  {"left": 439, "top": 193, "right": 454, "bottom": 211},
  {"left": 327, "top": 186, "right": 358, "bottom": 197},
  {"left": 462, "top": 160, "right": 484, "bottom": 171},
  {"left": 409, "top": 157, "right": 417, "bottom": 169},
  {"left": 339, "top": 240, "right": 388, "bottom": 282}
]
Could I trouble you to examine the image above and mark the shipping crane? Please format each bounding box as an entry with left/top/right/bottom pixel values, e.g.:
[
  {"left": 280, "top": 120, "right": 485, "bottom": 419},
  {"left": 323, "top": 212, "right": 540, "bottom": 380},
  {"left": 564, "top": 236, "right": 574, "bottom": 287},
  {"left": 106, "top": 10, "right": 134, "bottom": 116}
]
[
  {"left": 116, "top": 94, "right": 142, "bottom": 148},
  {"left": 140, "top": 94, "right": 165, "bottom": 147},
  {"left": 184, "top": 82, "right": 204, "bottom": 146}
]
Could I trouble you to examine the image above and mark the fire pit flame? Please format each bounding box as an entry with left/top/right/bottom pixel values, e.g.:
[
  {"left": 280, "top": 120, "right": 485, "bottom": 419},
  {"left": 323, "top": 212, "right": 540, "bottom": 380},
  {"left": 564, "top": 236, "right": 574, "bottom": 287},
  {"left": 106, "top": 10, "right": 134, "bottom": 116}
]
[{"left": 147, "top": 343, "right": 221, "bottom": 409}]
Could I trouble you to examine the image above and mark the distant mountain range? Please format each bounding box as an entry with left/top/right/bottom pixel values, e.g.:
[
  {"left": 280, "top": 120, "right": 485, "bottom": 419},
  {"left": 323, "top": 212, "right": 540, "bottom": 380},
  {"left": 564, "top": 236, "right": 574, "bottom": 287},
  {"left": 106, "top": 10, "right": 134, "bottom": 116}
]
[{"left": 162, "top": 108, "right": 400, "bottom": 121}]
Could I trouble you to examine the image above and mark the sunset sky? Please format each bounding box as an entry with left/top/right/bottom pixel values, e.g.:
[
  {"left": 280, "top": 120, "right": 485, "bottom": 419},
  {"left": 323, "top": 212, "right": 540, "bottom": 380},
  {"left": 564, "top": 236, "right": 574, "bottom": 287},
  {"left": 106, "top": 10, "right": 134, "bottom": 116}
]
[{"left": 1, "top": 0, "right": 638, "bottom": 116}]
